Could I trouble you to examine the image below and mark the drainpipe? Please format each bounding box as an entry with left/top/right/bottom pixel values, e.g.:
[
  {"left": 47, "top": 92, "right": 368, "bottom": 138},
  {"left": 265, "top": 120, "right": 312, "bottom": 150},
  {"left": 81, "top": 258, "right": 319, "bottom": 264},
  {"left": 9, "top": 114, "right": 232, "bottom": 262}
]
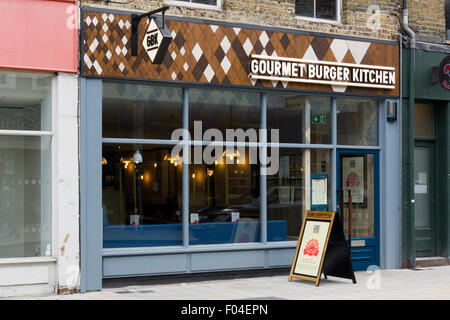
[{"left": 400, "top": 0, "right": 416, "bottom": 268}]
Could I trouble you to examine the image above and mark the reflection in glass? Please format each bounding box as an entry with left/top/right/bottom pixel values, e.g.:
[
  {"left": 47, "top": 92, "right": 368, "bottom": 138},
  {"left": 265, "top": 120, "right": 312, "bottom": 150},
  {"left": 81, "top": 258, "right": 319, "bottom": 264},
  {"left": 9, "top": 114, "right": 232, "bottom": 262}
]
[
  {"left": 414, "top": 147, "right": 430, "bottom": 228},
  {"left": 189, "top": 88, "right": 260, "bottom": 138},
  {"left": 414, "top": 104, "right": 434, "bottom": 138},
  {"left": 102, "top": 82, "right": 182, "bottom": 140},
  {"left": 0, "top": 71, "right": 52, "bottom": 131},
  {"left": 316, "top": 0, "right": 336, "bottom": 20},
  {"left": 268, "top": 149, "right": 331, "bottom": 241},
  {"left": 102, "top": 144, "right": 183, "bottom": 248},
  {"left": 0, "top": 136, "right": 51, "bottom": 258},
  {"left": 267, "top": 94, "right": 331, "bottom": 144},
  {"left": 337, "top": 98, "right": 378, "bottom": 146},
  {"left": 340, "top": 154, "right": 375, "bottom": 238}
]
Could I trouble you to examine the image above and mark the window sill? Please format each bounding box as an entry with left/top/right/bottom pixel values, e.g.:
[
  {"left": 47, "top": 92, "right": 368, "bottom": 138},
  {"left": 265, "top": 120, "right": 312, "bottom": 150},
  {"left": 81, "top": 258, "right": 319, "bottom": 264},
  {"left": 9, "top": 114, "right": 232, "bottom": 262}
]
[
  {"left": 295, "top": 15, "right": 342, "bottom": 26},
  {"left": 102, "top": 242, "right": 298, "bottom": 257},
  {"left": 0, "top": 256, "right": 57, "bottom": 265},
  {"left": 164, "top": 1, "right": 223, "bottom": 12}
]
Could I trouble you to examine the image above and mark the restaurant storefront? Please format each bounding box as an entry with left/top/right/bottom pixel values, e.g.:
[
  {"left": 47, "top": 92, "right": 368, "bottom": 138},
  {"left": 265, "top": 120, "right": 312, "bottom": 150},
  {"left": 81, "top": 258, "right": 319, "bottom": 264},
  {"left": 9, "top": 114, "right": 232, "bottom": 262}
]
[{"left": 80, "top": 6, "right": 401, "bottom": 291}]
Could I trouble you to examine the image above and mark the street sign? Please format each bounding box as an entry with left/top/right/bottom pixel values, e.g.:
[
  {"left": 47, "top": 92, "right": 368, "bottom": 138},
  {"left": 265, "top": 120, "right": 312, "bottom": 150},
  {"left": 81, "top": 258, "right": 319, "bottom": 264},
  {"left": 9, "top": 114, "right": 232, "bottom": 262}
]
[{"left": 142, "top": 18, "right": 172, "bottom": 64}]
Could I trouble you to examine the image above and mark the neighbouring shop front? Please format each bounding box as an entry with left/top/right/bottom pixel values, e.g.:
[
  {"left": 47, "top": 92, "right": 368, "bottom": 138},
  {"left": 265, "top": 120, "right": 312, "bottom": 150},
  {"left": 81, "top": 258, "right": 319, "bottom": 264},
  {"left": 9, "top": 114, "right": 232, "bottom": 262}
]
[
  {"left": 401, "top": 47, "right": 450, "bottom": 268},
  {"left": 0, "top": 0, "right": 79, "bottom": 297},
  {"left": 80, "top": 6, "right": 401, "bottom": 291}
]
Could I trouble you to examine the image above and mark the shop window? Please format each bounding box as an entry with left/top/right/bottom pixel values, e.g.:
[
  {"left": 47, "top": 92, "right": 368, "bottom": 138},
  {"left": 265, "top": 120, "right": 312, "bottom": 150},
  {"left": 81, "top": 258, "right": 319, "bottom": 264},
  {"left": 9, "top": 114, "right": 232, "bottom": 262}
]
[
  {"left": 188, "top": 147, "right": 262, "bottom": 245},
  {"left": 267, "top": 148, "right": 331, "bottom": 241},
  {"left": 103, "top": 82, "right": 182, "bottom": 140},
  {"left": 295, "top": 0, "right": 339, "bottom": 21},
  {"left": 102, "top": 144, "right": 183, "bottom": 248},
  {"left": 0, "top": 71, "right": 52, "bottom": 258},
  {"left": 337, "top": 98, "right": 378, "bottom": 146},
  {"left": 189, "top": 88, "right": 260, "bottom": 139},
  {"left": 267, "top": 94, "right": 331, "bottom": 144}
]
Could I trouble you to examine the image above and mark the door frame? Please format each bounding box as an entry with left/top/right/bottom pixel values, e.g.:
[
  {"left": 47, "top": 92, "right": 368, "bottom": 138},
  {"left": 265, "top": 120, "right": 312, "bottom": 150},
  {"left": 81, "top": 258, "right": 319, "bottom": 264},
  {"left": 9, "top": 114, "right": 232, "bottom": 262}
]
[
  {"left": 413, "top": 140, "right": 437, "bottom": 257},
  {"left": 336, "top": 149, "right": 380, "bottom": 271}
]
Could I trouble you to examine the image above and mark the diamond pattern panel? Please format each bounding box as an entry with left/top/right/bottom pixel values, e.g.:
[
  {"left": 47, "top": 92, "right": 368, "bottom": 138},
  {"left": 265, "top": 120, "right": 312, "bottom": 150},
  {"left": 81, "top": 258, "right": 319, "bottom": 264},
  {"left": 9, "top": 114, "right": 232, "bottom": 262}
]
[{"left": 82, "top": 10, "right": 399, "bottom": 96}]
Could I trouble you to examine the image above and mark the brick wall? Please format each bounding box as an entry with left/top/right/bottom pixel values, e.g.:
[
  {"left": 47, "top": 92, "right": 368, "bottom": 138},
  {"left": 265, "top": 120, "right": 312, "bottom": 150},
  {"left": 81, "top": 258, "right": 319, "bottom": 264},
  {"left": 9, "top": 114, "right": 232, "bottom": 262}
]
[
  {"left": 81, "top": 0, "right": 446, "bottom": 42},
  {"left": 407, "top": 0, "right": 446, "bottom": 43}
]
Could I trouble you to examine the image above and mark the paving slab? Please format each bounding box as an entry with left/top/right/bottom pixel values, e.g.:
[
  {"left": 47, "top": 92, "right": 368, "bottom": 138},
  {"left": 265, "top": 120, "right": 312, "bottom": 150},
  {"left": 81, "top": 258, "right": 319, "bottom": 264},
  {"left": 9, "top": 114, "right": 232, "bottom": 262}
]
[{"left": 4, "top": 266, "right": 450, "bottom": 300}]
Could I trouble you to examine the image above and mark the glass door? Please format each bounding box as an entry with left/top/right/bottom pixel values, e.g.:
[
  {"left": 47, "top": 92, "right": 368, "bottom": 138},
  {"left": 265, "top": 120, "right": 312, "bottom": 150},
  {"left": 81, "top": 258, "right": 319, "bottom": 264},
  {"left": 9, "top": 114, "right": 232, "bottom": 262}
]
[{"left": 336, "top": 150, "right": 379, "bottom": 271}]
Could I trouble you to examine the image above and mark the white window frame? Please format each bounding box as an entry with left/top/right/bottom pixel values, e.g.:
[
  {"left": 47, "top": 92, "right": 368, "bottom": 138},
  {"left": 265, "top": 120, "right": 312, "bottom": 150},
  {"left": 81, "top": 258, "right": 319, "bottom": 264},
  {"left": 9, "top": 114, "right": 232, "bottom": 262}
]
[
  {"left": 164, "top": 0, "right": 223, "bottom": 11},
  {"left": 0, "top": 71, "right": 55, "bottom": 262},
  {"left": 295, "top": 0, "right": 341, "bottom": 24}
]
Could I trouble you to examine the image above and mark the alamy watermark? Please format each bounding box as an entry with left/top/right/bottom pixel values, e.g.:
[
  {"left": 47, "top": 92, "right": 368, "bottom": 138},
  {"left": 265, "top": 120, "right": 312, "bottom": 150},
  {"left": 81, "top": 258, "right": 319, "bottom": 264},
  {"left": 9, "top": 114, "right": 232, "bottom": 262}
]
[
  {"left": 366, "top": 265, "right": 382, "bottom": 289},
  {"left": 169, "top": 121, "right": 280, "bottom": 175}
]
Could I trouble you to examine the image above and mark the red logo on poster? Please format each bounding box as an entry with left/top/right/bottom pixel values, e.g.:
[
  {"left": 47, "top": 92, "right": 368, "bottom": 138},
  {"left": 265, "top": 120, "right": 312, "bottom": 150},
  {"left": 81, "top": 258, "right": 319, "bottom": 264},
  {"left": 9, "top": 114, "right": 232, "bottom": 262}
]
[
  {"left": 345, "top": 172, "right": 361, "bottom": 188},
  {"left": 303, "top": 239, "right": 320, "bottom": 256}
]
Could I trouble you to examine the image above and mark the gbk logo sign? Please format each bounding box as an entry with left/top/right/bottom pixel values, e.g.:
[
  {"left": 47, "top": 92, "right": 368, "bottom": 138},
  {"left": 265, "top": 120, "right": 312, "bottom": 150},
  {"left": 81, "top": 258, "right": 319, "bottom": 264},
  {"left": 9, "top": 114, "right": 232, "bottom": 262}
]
[{"left": 142, "top": 18, "right": 172, "bottom": 64}]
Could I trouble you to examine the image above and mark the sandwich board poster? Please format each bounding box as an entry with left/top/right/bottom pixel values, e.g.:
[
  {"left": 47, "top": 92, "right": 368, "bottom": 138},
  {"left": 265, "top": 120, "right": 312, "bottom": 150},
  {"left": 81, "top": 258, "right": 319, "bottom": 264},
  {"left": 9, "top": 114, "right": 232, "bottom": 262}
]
[{"left": 289, "top": 211, "right": 334, "bottom": 286}]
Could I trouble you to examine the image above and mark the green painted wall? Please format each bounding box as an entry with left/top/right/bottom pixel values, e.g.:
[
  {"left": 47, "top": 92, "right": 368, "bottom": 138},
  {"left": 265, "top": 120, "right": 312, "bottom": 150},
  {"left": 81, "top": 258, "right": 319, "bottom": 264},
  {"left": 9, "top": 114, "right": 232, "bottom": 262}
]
[
  {"left": 402, "top": 49, "right": 450, "bottom": 100},
  {"left": 402, "top": 48, "right": 450, "bottom": 265}
]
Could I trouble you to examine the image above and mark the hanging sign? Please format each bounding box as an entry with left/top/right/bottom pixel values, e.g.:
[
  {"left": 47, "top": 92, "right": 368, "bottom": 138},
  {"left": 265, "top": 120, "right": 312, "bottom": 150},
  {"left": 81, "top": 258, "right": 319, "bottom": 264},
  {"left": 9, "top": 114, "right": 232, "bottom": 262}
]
[
  {"left": 249, "top": 54, "right": 396, "bottom": 90},
  {"left": 142, "top": 18, "right": 172, "bottom": 64}
]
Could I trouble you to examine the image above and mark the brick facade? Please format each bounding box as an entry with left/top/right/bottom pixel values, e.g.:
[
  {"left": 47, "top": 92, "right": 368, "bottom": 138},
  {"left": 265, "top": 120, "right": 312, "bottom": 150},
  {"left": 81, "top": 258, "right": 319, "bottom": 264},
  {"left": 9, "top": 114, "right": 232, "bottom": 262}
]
[{"left": 81, "top": 1, "right": 446, "bottom": 42}]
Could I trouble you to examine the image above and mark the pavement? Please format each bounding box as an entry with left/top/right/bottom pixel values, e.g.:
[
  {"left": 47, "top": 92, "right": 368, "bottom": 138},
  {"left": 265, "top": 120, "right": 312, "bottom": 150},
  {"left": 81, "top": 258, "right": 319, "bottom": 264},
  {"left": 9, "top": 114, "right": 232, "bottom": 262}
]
[{"left": 6, "top": 266, "right": 450, "bottom": 300}]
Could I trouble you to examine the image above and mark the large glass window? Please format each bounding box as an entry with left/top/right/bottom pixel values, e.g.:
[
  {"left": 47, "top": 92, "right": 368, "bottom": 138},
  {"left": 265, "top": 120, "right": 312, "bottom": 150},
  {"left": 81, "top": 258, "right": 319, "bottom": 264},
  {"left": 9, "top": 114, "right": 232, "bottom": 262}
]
[
  {"left": 414, "top": 104, "right": 434, "bottom": 138},
  {"left": 189, "top": 88, "right": 260, "bottom": 138},
  {"left": 337, "top": 98, "right": 378, "bottom": 146},
  {"left": 102, "top": 144, "right": 183, "bottom": 248},
  {"left": 0, "top": 71, "right": 52, "bottom": 258},
  {"left": 267, "top": 94, "right": 331, "bottom": 144},
  {"left": 101, "top": 81, "right": 379, "bottom": 249},
  {"left": 267, "top": 148, "right": 331, "bottom": 242},
  {"left": 103, "top": 82, "right": 182, "bottom": 140}
]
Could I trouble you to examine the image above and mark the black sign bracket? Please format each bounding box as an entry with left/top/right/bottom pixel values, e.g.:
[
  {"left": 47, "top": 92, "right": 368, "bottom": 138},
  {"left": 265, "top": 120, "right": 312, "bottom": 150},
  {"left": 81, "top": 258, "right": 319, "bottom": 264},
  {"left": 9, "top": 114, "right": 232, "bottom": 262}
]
[{"left": 131, "top": 6, "right": 170, "bottom": 57}]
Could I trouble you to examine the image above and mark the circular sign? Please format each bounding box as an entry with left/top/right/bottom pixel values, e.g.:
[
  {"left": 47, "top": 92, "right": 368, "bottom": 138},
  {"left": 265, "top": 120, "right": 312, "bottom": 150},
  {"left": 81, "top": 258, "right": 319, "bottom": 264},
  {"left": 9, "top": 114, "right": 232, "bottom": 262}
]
[{"left": 439, "top": 55, "right": 450, "bottom": 89}]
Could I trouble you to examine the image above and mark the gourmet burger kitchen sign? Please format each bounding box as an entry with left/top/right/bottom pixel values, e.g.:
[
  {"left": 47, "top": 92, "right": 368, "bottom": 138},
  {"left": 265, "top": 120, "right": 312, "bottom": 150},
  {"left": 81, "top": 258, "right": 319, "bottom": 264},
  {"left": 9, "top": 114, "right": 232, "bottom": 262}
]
[{"left": 249, "top": 54, "right": 396, "bottom": 90}]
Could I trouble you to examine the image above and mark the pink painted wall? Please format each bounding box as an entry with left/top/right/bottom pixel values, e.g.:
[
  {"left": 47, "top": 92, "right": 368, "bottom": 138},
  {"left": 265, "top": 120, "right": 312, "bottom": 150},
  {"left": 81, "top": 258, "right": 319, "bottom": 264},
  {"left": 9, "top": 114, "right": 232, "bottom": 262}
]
[{"left": 0, "top": 0, "right": 78, "bottom": 73}]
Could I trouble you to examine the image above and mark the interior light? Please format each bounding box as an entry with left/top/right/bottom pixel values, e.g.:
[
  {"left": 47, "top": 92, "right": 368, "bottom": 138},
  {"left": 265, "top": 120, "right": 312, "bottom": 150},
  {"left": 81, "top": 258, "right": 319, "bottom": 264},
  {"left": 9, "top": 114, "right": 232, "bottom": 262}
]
[
  {"left": 133, "top": 150, "right": 143, "bottom": 164},
  {"left": 120, "top": 156, "right": 133, "bottom": 169}
]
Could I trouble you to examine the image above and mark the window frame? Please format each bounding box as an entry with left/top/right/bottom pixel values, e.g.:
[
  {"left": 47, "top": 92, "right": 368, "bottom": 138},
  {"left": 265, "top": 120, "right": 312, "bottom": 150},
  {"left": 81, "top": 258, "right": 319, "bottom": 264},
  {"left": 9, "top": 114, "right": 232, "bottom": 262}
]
[
  {"left": 295, "top": 0, "right": 341, "bottom": 24},
  {"left": 164, "top": 0, "right": 223, "bottom": 11},
  {"left": 0, "top": 70, "right": 55, "bottom": 261},
  {"left": 100, "top": 79, "right": 383, "bottom": 251}
]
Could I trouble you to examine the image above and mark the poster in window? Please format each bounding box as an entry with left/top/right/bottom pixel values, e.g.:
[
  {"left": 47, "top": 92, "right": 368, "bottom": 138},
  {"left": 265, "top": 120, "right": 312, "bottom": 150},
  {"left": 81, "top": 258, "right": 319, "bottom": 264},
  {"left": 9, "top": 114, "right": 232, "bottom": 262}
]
[
  {"left": 341, "top": 155, "right": 367, "bottom": 206},
  {"left": 311, "top": 174, "right": 328, "bottom": 209}
]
